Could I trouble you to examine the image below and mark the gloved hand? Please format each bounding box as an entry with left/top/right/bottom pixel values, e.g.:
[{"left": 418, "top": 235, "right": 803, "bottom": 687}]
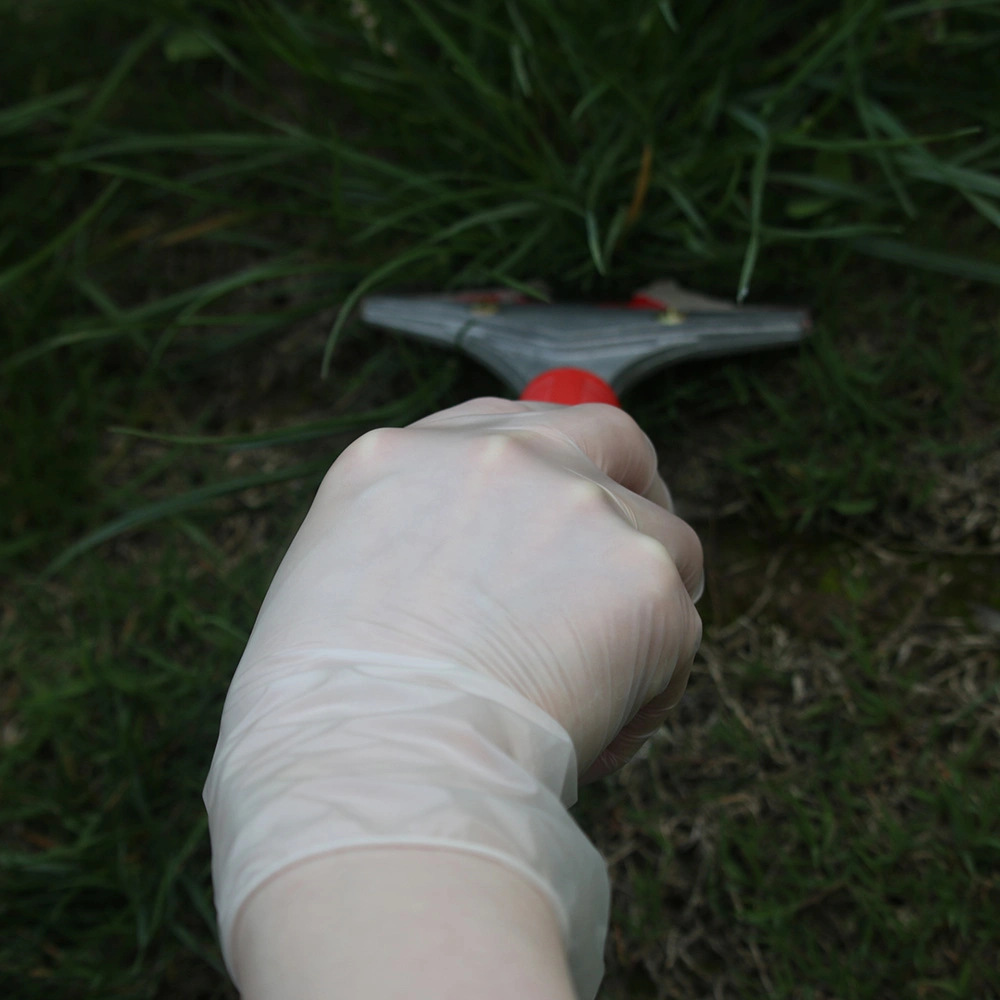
[{"left": 204, "top": 398, "right": 704, "bottom": 1000}]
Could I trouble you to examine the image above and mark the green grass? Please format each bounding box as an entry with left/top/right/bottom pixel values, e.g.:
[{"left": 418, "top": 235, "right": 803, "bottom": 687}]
[
  {"left": 2, "top": 0, "right": 999, "bottom": 997},
  {"left": 574, "top": 532, "right": 1000, "bottom": 998}
]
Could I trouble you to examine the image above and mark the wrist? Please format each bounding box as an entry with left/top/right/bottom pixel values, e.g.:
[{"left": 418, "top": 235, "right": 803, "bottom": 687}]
[
  {"left": 205, "top": 651, "right": 610, "bottom": 998},
  {"left": 231, "top": 846, "right": 578, "bottom": 1000}
]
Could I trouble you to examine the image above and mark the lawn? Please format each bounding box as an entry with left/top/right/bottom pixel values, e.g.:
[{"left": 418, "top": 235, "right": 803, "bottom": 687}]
[{"left": 1, "top": 1, "right": 999, "bottom": 997}]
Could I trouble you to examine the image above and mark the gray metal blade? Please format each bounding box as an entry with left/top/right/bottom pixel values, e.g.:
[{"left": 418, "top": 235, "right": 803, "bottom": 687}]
[{"left": 361, "top": 296, "right": 810, "bottom": 397}]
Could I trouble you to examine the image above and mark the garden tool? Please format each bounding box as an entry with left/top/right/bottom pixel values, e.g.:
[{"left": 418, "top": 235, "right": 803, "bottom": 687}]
[{"left": 361, "top": 278, "right": 811, "bottom": 408}]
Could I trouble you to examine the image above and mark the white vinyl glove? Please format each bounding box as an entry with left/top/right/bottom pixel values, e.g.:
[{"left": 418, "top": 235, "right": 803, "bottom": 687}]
[{"left": 203, "top": 398, "right": 704, "bottom": 1000}]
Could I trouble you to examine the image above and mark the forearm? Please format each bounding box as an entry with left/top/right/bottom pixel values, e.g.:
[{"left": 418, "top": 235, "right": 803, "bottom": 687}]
[{"left": 231, "top": 846, "right": 578, "bottom": 1000}]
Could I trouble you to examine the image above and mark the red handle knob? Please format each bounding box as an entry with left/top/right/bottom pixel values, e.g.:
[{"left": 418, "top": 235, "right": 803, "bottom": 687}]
[{"left": 519, "top": 367, "right": 621, "bottom": 407}]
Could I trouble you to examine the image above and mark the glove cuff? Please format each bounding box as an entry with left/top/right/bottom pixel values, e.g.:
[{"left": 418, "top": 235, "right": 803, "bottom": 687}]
[{"left": 203, "top": 648, "right": 610, "bottom": 1000}]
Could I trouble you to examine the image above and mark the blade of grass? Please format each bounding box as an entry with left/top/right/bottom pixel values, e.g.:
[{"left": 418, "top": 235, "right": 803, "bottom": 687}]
[
  {"left": 44, "top": 460, "right": 330, "bottom": 577},
  {"left": 602, "top": 205, "right": 629, "bottom": 266},
  {"left": 950, "top": 135, "right": 1000, "bottom": 168},
  {"left": 0, "top": 178, "right": 122, "bottom": 294},
  {"left": 769, "top": 170, "right": 887, "bottom": 205},
  {"left": 762, "top": 222, "right": 900, "bottom": 240},
  {"left": 69, "top": 272, "right": 153, "bottom": 355},
  {"left": 505, "top": 0, "right": 533, "bottom": 46},
  {"left": 729, "top": 107, "right": 771, "bottom": 302},
  {"left": 61, "top": 22, "right": 163, "bottom": 153},
  {"left": 148, "top": 815, "right": 209, "bottom": 942},
  {"left": 3, "top": 256, "right": 339, "bottom": 371},
  {"left": 398, "top": 0, "right": 509, "bottom": 110},
  {"left": 52, "top": 131, "right": 316, "bottom": 166},
  {"left": 899, "top": 153, "right": 1000, "bottom": 201},
  {"left": 2, "top": 328, "right": 123, "bottom": 373},
  {"left": 0, "top": 85, "right": 90, "bottom": 135},
  {"left": 431, "top": 200, "right": 540, "bottom": 243},
  {"left": 963, "top": 191, "right": 1000, "bottom": 231},
  {"left": 73, "top": 160, "right": 269, "bottom": 210},
  {"left": 585, "top": 210, "right": 606, "bottom": 276},
  {"left": 350, "top": 186, "right": 513, "bottom": 245},
  {"left": 864, "top": 99, "right": 1000, "bottom": 203},
  {"left": 570, "top": 81, "right": 610, "bottom": 125},
  {"left": 884, "top": 0, "right": 1000, "bottom": 19},
  {"left": 585, "top": 128, "right": 632, "bottom": 207},
  {"left": 847, "top": 41, "right": 917, "bottom": 219},
  {"left": 173, "top": 23, "right": 262, "bottom": 91},
  {"left": 739, "top": 141, "right": 769, "bottom": 303},
  {"left": 322, "top": 245, "right": 445, "bottom": 378},
  {"left": 657, "top": 0, "right": 680, "bottom": 32},
  {"left": 490, "top": 219, "right": 552, "bottom": 278},
  {"left": 107, "top": 360, "right": 450, "bottom": 450},
  {"left": 760, "top": 0, "right": 878, "bottom": 119},
  {"left": 660, "top": 173, "right": 710, "bottom": 234},
  {"left": 473, "top": 270, "right": 552, "bottom": 302},
  {"left": 169, "top": 920, "right": 227, "bottom": 977},
  {"left": 777, "top": 127, "right": 981, "bottom": 152},
  {"left": 851, "top": 236, "right": 1000, "bottom": 285}
]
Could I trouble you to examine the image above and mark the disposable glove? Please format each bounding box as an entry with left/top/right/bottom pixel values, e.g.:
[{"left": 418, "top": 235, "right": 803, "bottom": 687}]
[{"left": 204, "top": 397, "right": 704, "bottom": 999}]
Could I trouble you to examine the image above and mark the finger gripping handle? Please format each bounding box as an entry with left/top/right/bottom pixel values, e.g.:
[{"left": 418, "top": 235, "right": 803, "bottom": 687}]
[{"left": 519, "top": 367, "right": 621, "bottom": 407}]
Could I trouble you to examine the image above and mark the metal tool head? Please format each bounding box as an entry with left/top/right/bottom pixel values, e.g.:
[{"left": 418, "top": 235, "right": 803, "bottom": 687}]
[{"left": 361, "top": 288, "right": 811, "bottom": 398}]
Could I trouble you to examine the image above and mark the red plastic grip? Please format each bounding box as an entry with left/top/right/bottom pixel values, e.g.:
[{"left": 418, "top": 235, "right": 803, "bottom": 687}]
[{"left": 519, "top": 367, "right": 621, "bottom": 407}]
